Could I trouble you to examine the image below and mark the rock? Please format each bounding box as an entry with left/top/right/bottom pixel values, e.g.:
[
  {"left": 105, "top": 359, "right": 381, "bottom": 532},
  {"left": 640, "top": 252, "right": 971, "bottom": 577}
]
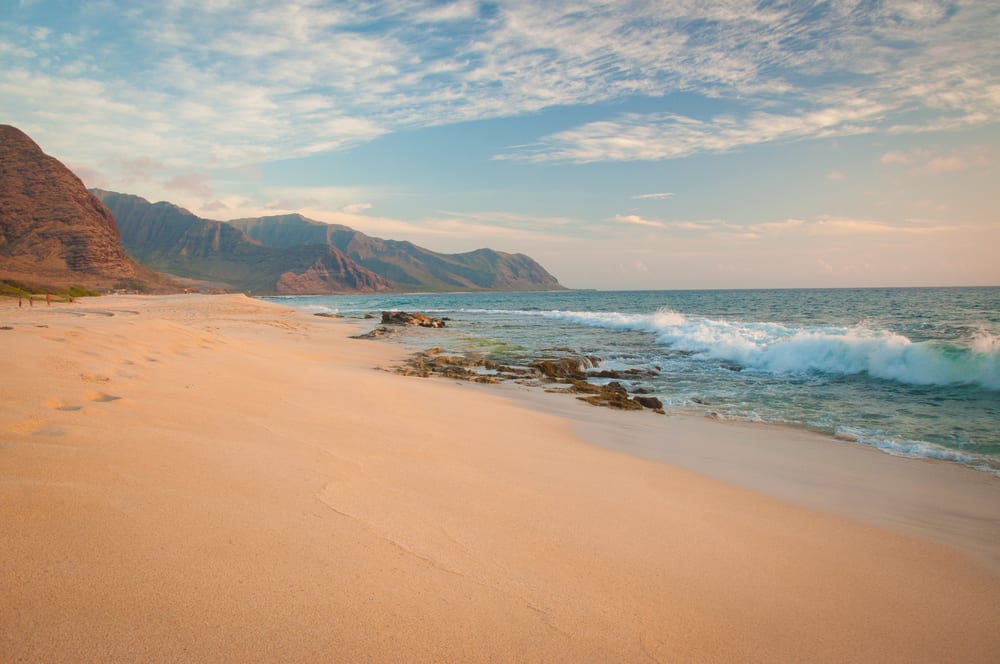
[
  {"left": 529, "top": 357, "right": 587, "bottom": 380},
  {"left": 590, "top": 367, "right": 659, "bottom": 379},
  {"left": 352, "top": 326, "right": 395, "bottom": 339},
  {"left": 603, "top": 381, "right": 628, "bottom": 395},
  {"left": 381, "top": 311, "right": 447, "bottom": 327},
  {"left": 578, "top": 391, "right": 644, "bottom": 411},
  {"left": 569, "top": 380, "right": 602, "bottom": 394},
  {"left": 390, "top": 345, "right": 668, "bottom": 417},
  {"left": 634, "top": 395, "right": 664, "bottom": 410},
  {"left": 0, "top": 125, "right": 172, "bottom": 291}
]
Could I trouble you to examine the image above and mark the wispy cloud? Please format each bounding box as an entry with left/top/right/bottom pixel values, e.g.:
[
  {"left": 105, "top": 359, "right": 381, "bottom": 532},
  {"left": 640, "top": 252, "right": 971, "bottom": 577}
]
[
  {"left": 614, "top": 214, "right": 665, "bottom": 228},
  {"left": 2, "top": 0, "right": 997, "bottom": 172},
  {"left": 441, "top": 210, "right": 579, "bottom": 229},
  {"left": 496, "top": 99, "right": 891, "bottom": 162},
  {"left": 164, "top": 173, "right": 214, "bottom": 199},
  {"left": 632, "top": 192, "right": 674, "bottom": 200},
  {"left": 608, "top": 213, "right": 961, "bottom": 240},
  {"left": 340, "top": 202, "right": 372, "bottom": 214},
  {"left": 879, "top": 145, "right": 992, "bottom": 175}
]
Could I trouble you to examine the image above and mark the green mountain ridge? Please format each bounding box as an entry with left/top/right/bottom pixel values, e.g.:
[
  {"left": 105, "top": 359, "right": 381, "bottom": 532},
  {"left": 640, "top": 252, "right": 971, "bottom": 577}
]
[
  {"left": 95, "top": 190, "right": 563, "bottom": 294},
  {"left": 93, "top": 191, "right": 391, "bottom": 294},
  {"left": 229, "top": 214, "right": 563, "bottom": 292}
]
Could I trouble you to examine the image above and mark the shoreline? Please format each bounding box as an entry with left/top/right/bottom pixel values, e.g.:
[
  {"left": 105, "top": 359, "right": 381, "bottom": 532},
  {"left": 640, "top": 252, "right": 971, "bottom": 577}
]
[
  {"left": 338, "top": 301, "right": 1000, "bottom": 573},
  {"left": 3, "top": 294, "right": 999, "bottom": 662},
  {"left": 476, "top": 379, "right": 1000, "bottom": 575}
]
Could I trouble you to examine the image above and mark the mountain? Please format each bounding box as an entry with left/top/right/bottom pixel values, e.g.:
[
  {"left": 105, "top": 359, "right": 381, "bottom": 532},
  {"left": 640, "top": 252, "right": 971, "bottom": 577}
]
[
  {"left": 1, "top": 124, "right": 560, "bottom": 295},
  {"left": 229, "top": 214, "right": 564, "bottom": 292},
  {"left": 0, "top": 125, "right": 171, "bottom": 291},
  {"left": 93, "top": 191, "right": 391, "bottom": 294},
  {"left": 97, "top": 191, "right": 564, "bottom": 293}
]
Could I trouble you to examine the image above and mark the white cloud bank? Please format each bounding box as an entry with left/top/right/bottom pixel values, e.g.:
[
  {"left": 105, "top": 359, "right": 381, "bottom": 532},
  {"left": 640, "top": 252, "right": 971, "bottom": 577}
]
[{"left": 2, "top": 0, "right": 997, "bottom": 171}]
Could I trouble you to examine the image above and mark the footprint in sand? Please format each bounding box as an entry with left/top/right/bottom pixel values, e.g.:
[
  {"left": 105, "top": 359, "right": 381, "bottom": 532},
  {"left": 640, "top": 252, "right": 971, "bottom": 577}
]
[
  {"left": 32, "top": 423, "right": 65, "bottom": 437},
  {"left": 84, "top": 391, "right": 122, "bottom": 403},
  {"left": 80, "top": 372, "right": 111, "bottom": 383},
  {"left": 114, "top": 359, "right": 141, "bottom": 378},
  {"left": 8, "top": 420, "right": 65, "bottom": 437},
  {"left": 44, "top": 399, "right": 83, "bottom": 412}
]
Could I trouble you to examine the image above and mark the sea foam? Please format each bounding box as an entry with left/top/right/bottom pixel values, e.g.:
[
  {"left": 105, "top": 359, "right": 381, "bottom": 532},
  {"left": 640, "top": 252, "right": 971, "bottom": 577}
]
[{"left": 539, "top": 308, "right": 1000, "bottom": 390}]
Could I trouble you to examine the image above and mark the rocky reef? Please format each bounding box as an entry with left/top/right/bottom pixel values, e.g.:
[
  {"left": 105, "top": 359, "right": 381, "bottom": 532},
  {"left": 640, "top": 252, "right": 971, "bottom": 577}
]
[{"left": 353, "top": 314, "right": 666, "bottom": 415}]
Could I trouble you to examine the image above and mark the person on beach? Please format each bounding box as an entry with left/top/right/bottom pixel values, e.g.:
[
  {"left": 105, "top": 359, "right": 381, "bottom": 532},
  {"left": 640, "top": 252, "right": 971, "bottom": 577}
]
[
  {"left": 18, "top": 295, "right": 22, "bottom": 308},
  {"left": 46, "top": 293, "right": 51, "bottom": 305}
]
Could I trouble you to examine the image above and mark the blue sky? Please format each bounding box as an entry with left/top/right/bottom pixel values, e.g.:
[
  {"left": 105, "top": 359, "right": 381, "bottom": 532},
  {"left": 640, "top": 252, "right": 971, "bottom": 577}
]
[{"left": 2, "top": 0, "right": 997, "bottom": 288}]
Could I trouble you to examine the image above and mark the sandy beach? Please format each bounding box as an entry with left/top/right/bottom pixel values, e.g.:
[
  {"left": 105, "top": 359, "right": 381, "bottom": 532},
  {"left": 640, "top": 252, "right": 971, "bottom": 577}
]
[{"left": 2, "top": 294, "right": 999, "bottom": 663}]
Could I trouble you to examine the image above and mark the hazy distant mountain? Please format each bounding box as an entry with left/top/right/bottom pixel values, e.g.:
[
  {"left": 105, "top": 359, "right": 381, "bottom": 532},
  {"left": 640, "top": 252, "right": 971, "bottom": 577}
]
[
  {"left": 0, "top": 125, "right": 172, "bottom": 291},
  {"left": 93, "top": 191, "right": 391, "bottom": 294},
  {"left": 96, "top": 190, "right": 564, "bottom": 293},
  {"left": 229, "top": 214, "right": 564, "bottom": 292}
]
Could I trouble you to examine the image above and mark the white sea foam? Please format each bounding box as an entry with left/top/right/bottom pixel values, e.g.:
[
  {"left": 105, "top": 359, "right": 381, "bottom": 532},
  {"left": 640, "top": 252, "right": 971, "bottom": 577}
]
[
  {"left": 834, "top": 427, "right": 1000, "bottom": 477},
  {"left": 539, "top": 309, "right": 1000, "bottom": 390},
  {"left": 302, "top": 304, "right": 339, "bottom": 315}
]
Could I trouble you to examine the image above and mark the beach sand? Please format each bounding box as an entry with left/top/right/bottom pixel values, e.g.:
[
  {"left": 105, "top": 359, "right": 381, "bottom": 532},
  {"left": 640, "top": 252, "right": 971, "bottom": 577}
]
[{"left": 2, "top": 294, "right": 998, "bottom": 662}]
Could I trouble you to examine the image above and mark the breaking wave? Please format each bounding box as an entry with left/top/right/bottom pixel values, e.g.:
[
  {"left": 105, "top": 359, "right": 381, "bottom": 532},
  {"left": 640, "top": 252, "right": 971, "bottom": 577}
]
[{"left": 539, "top": 308, "right": 1000, "bottom": 390}]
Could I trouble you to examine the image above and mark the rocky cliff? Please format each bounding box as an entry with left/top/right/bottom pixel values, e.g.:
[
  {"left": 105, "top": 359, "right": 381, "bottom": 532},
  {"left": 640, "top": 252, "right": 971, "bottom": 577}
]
[
  {"left": 229, "top": 214, "right": 564, "bottom": 292},
  {"left": 97, "top": 191, "right": 563, "bottom": 293},
  {"left": 93, "top": 190, "right": 391, "bottom": 294},
  {"left": 0, "top": 125, "right": 168, "bottom": 290}
]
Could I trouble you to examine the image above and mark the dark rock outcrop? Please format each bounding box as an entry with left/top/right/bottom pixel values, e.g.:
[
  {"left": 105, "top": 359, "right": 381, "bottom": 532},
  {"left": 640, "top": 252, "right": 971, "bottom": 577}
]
[
  {"left": 381, "top": 311, "right": 447, "bottom": 328},
  {"left": 384, "top": 342, "right": 666, "bottom": 415}
]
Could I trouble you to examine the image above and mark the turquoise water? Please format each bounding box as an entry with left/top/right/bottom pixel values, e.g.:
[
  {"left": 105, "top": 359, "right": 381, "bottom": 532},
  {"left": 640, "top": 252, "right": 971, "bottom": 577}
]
[{"left": 269, "top": 287, "right": 1000, "bottom": 474}]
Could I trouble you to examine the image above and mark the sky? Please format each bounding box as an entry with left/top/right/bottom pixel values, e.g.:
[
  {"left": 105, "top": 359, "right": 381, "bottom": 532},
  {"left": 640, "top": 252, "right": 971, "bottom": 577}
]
[{"left": 2, "top": 0, "right": 998, "bottom": 289}]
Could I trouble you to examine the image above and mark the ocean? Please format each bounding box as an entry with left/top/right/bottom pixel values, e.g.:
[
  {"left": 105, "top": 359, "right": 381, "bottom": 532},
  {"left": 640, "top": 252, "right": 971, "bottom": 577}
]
[{"left": 268, "top": 287, "right": 1000, "bottom": 475}]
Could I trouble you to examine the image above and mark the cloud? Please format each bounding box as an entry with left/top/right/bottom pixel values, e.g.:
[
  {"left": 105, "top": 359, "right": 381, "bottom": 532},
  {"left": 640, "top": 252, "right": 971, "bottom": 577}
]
[
  {"left": 614, "top": 214, "right": 665, "bottom": 228},
  {"left": 880, "top": 150, "right": 914, "bottom": 165},
  {"left": 441, "top": 210, "right": 578, "bottom": 228},
  {"left": 827, "top": 170, "right": 846, "bottom": 182},
  {"left": 632, "top": 192, "right": 674, "bottom": 200},
  {"left": 880, "top": 145, "right": 992, "bottom": 175},
  {"left": 341, "top": 202, "right": 372, "bottom": 214},
  {"left": 2, "top": 0, "right": 998, "bottom": 171},
  {"left": 608, "top": 213, "right": 959, "bottom": 240},
  {"left": 811, "top": 216, "right": 960, "bottom": 236},
  {"left": 497, "top": 99, "right": 889, "bottom": 162},
  {"left": 164, "top": 172, "right": 213, "bottom": 199},
  {"left": 924, "top": 156, "right": 966, "bottom": 173}
]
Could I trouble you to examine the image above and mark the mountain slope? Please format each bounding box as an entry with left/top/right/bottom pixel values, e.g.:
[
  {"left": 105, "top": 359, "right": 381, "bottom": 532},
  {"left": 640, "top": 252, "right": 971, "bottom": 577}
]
[
  {"left": 229, "top": 214, "right": 564, "bottom": 292},
  {"left": 0, "top": 125, "right": 170, "bottom": 291},
  {"left": 93, "top": 191, "right": 391, "bottom": 294}
]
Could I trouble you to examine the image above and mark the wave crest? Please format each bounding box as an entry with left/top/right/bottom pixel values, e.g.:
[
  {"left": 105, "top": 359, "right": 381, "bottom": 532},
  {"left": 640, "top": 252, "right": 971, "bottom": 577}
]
[{"left": 540, "top": 310, "right": 1000, "bottom": 390}]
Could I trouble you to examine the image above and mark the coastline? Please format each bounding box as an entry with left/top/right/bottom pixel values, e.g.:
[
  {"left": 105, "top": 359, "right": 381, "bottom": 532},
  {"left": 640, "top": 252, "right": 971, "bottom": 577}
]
[
  {"left": 2, "top": 294, "right": 999, "bottom": 662},
  {"left": 485, "top": 380, "right": 1000, "bottom": 575}
]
